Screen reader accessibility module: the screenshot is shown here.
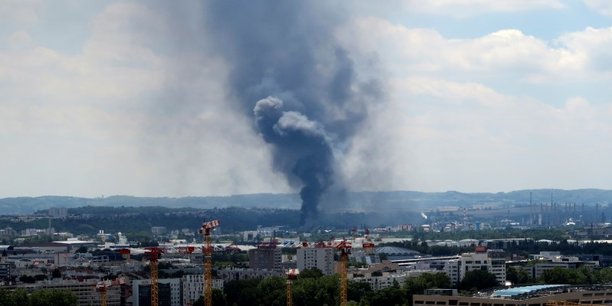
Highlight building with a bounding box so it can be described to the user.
[248,246,282,271]
[151,226,167,237]
[48,207,68,219]
[349,261,419,290]
[181,274,224,306]
[444,246,506,286]
[413,285,612,306]
[217,267,283,282]
[24,279,121,306]
[296,246,335,275]
[0,263,11,280]
[527,251,598,279]
[131,278,181,306]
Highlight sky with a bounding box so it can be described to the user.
[1,0,612,197]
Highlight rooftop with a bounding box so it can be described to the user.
[491,284,566,298]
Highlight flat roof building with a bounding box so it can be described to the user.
[413,285,612,306]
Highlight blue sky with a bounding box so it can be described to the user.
[1,0,612,197]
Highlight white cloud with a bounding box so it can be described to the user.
[338,18,612,82]
[343,77,612,192]
[403,0,565,17]
[584,0,612,16]
[0,2,290,197]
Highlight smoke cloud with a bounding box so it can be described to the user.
[204,1,381,223]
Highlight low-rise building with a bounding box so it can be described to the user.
[413,285,612,306]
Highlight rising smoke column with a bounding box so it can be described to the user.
[204,2,380,224]
[254,97,334,223]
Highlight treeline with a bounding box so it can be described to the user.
[188,269,451,306]
[384,238,612,257]
[2,206,421,237]
[508,266,612,286]
[0,288,76,306]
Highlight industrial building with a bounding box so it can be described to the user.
[413,285,612,306]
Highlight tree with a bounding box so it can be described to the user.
[404,272,451,304]
[293,275,338,306]
[348,281,372,304]
[30,289,77,306]
[541,267,594,285]
[224,279,260,306]
[299,268,323,279]
[0,288,29,306]
[459,270,499,291]
[367,285,405,306]
[193,289,227,306]
[74,246,87,253]
[256,276,285,306]
[506,266,530,285]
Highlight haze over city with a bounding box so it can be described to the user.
[2,0,612,200]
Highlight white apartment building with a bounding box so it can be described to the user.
[444,247,506,286]
[350,271,408,290]
[24,279,121,306]
[296,247,335,275]
[181,274,224,306]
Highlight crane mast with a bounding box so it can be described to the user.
[96,277,125,306]
[286,269,299,306]
[200,219,220,306]
[336,240,351,306]
[96,282,108,306]
[146,247,163,306]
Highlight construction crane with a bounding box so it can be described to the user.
[286,268,299,306]
[362,227,375,255]
[96,280,111,306]
[145,247,164,306]
[335,239,352,306]
[199,219,220,306]
[96,277,126,306]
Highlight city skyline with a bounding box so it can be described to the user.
[2,1,612,198]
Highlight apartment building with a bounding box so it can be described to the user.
[296,246,335,275]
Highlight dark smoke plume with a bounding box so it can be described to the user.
[204,1,381,224]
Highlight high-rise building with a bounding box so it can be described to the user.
[181,274,223,306]
[248,246,282,271]
[296,246,335,275]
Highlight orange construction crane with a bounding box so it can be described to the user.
[335,239,352,306]
[199,219,220,306]
[286,268,299,306]
[362,227,375,255]
[96,280,111,306]
[145,247,164,306]
[96,277,126,306]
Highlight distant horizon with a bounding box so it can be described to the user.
[4,187,612,199]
